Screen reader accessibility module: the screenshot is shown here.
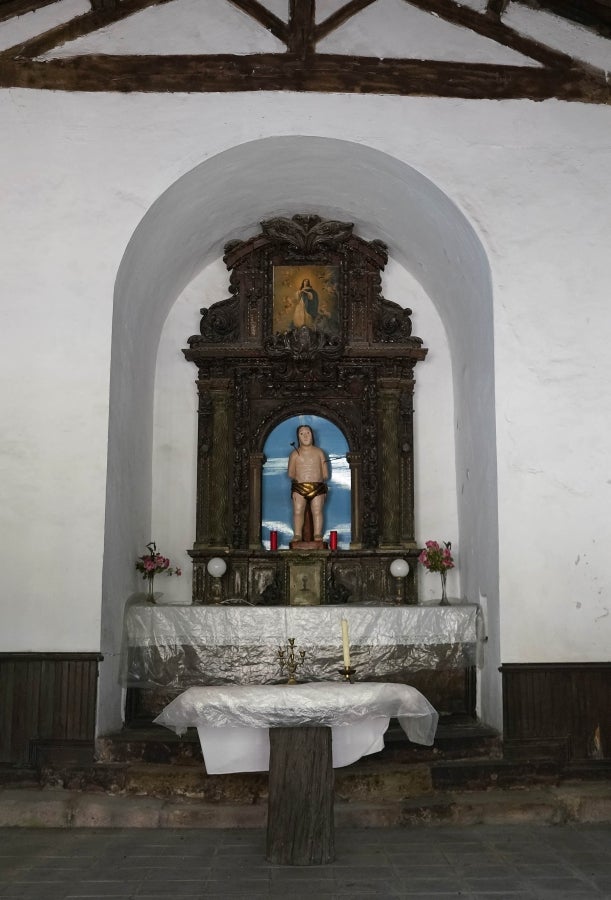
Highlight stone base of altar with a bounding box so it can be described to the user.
[17,715,611,830]
[8,711,611,832]
[4,769,611,830]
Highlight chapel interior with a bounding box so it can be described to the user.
[1,0,610,822]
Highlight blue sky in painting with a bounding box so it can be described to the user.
[262,415,350,549]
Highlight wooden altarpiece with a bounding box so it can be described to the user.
[183,215,428,606]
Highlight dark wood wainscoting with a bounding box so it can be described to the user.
[0,653,102,767]
[501,663,611,763]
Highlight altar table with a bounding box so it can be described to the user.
[122,601,481,689]
[154,681,439,773]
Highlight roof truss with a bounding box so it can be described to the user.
[0,0,608,101]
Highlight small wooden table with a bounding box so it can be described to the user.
[155,682,438,866]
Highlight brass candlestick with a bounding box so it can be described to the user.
[337,665,356,683]
[277,638,306,685]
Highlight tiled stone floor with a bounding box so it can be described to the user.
[1,825,611,899]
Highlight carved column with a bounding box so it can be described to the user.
[192,562,205,605]
[399,384,416,545]
[361,372,378,548]
[208,379,232,548]
[248,453,265,549]
[195,378,213,545]
[378,379,401,548]
[232,369,251,549]
[346,452,362,549]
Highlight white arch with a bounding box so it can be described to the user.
[101,136,499,733]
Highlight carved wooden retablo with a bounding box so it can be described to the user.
[183,214,428,606]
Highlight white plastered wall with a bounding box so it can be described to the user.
[0,90,609,740]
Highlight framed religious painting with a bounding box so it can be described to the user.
[287,557,324,606]
[272,265,340,336]
[248,560,284,606]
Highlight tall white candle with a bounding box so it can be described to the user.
[341,618,350,668]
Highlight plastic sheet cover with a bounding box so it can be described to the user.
[121,599,482,689]
[154,681,439,747]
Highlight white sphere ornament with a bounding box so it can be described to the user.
[390,558,410,578]
[207,557,227,578]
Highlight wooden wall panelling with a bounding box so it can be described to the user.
[501,662,611,763]
[0,653,102,767]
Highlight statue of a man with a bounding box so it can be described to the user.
[287,425,329,542]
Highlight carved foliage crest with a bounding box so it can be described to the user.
[260,214,354,253]
[374,298,420,344]
[197,296,240,343]
[264,325,343,360]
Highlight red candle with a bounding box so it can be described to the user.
[329,530,338,550]
[270,530,278,551]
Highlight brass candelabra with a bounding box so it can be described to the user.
[277,638,305,685]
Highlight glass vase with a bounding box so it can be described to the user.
[439,571,449,606]
[146,574,156,603]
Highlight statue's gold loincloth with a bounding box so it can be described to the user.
[291,481,328,501]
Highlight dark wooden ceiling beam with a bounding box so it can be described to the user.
[399,0,578,67]
[0,52,608,101]
[0,0,56,24]
[1,0,174,59]
[90,0,121,11]
[486,0,510,21]
[515,0,611,36]
[315,0,379,42]
[287,0,316,56]
[226,0,288,45]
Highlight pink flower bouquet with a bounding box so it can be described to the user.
[136,542,181,600]
[418,540,454,573]
[418,540,454,605]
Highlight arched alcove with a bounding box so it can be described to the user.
[101,135,499,735]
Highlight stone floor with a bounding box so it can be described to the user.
[1,824,611,898]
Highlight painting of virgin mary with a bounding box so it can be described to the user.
[273,265,339,335]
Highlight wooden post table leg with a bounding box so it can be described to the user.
[266,725,335,865]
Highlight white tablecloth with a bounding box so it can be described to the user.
[154,682,438,773]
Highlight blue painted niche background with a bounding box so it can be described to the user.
[261,415,350,549]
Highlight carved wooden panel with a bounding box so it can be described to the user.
[190,549,420,607]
